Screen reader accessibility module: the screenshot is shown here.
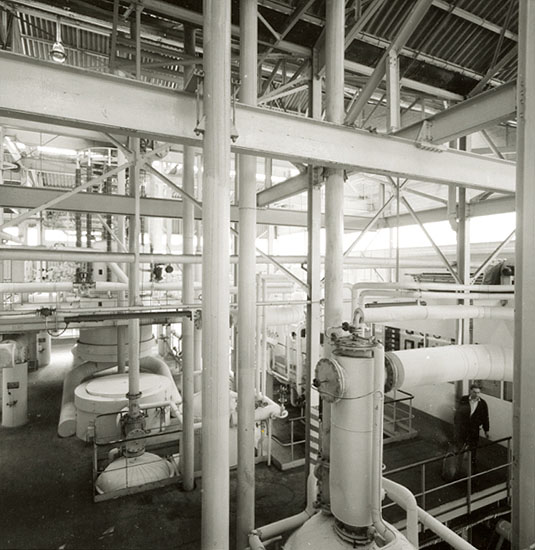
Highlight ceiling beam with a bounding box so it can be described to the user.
[394,81,516,144]
[256,172,308,206]
[0,52,515,193]
[379,195,516,228]
[0,184,368,230]
[432,0,518,42]
[345,0,434,125]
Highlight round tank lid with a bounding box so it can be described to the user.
[85,373,163,398]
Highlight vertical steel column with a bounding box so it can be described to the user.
[181,26,197,494]
[109,0,119,73]
[305,68,322,495]
[0,127,3,310]
[455,186,470,398]
[202,1,231,548]
[237,0,258,547]
[127,138,141,413]
[386,50,401,132]
[116,150,127,373]
[134,5,142,80]
[513,1,535,547]
[323,0,345,507]
[182,144,196,492]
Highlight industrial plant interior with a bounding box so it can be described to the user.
[1,0,534,549]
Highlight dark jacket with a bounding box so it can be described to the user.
[454,395,489,445]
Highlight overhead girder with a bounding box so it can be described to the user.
[394,81,516,144]
[0,53,515,194]
[0,184,369,230]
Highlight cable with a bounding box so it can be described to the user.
[44,316,69,337]
[312,386,381,401]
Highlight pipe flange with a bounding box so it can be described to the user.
[384,352,403,393]
[314,358,345,403]
[332,334,375,357]
[334,519,374,545]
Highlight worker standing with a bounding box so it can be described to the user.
[453,383,490,473]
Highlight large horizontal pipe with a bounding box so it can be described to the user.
[355,289,514,309]
[356,305,514,324]
[353,281,514,293]
[264,306,304,326]
[0,246,476,269]
[386,344,512,391]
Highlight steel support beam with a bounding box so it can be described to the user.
[432,0,518,42]
[344,0,433,124]
[256,172,308,206]
[394,81,516,144]
[381,195,516,228]
[513,1,535,547]
[401,196,462,283]
[0,52,515,193]
[386,50,401,132]
[201,2,231,548]
[0,184,368,230]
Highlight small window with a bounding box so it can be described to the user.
[404,339,415,349]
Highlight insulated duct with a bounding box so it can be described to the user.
[385,344,513,392]
[355,305,513,325]
[264,306,304,326]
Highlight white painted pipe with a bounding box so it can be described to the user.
[354,289,514,311]
[264,306,304,326]
[108,262,129,284]
[331,352,375,528]
[356,305,514,325]
[295,322,305,396]
[139,400,180,418]
[237,0,259,543]
[253,510,312,541]
[352,282,514,309]
[253,394,283,422]
[371,345,396,544]
[0,282,74,293]
[182,139,196,492]
[386,344,513,390]
[139,355,181,407]
[417,506,477,550]
[382,478,419,548]
[352,282,514,293]
[201,0,232,546]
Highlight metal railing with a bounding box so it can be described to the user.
[384,389,415,436]
[272,414,306,463]
[383,436,512,522]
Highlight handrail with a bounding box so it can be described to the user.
[385,389,415,404]
[385,436,511,475]
[383,436,512,525]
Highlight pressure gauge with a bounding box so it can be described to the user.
[314,357,346,403]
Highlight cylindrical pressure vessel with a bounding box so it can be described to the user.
[2,361,28,427]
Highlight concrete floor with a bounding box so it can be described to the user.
[0,340,305,550]
[0,339,509,549]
